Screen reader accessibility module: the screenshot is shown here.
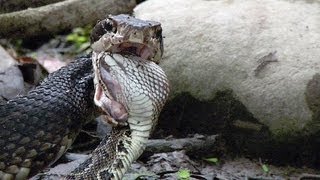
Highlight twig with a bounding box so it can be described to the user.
[298,173,320,180]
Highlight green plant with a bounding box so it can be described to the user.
[259,158,270,174]
[204,157,219,165]
[262,164,269,173]
[66,25,91,52]
[177,169,190,180]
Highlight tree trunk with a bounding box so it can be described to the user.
[0,0,136,38]
[0,0,64,13]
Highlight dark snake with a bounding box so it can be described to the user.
[0,15,169,180]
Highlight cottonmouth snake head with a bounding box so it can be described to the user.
[91,14,163,63]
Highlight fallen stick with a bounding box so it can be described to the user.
[144,134,218,156]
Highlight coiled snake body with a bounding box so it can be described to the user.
[0,15,169,180]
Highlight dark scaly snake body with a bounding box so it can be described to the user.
[0,56,95,179]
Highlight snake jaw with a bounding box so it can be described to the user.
[92,35,159,62]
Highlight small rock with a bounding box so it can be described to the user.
[0,45,25,99]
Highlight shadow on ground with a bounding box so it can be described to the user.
[154,91,320,168]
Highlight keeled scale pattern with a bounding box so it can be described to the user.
[0,56,95,179]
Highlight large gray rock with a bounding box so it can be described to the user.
[134,0,320,138]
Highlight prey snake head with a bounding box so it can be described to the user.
[91,14,164,126]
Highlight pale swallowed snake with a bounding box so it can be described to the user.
[0,14,169,180]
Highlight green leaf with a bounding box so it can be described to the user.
[177,169,190,180]
[204,157,219,164]
[66,34,77,41]
[77,36,88,43]
[65,25,92,53]
[262,164,269,173]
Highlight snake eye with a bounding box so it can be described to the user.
[90,19,117,43]
[103,20,114,32]
[103,19,117,33]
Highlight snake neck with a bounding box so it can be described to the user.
[67,93,156,180]
[104,95,156,180]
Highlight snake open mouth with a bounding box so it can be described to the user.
[116,42,153,60]
[92,37,160,62]
[91,14,163,63]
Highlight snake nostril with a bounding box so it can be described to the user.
[155,29,162,39]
